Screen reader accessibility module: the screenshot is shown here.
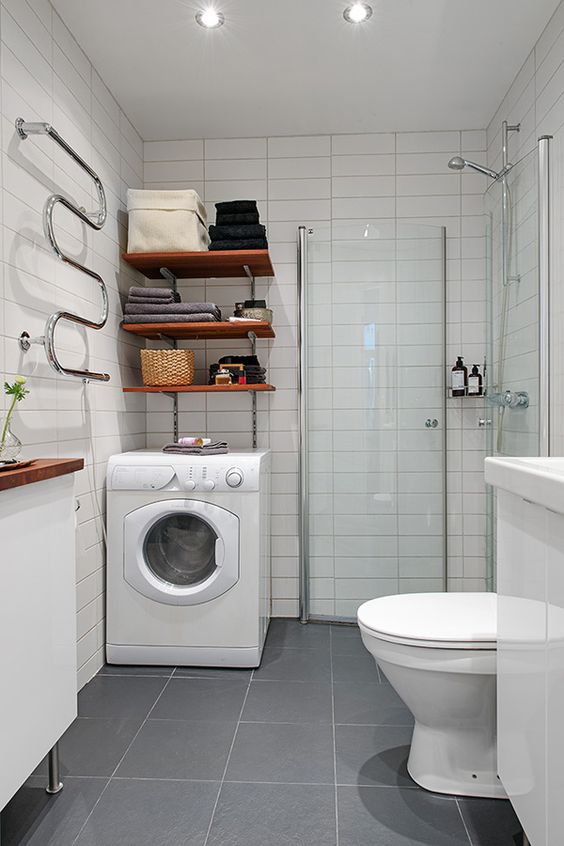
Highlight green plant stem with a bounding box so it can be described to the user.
[1,394,18,450]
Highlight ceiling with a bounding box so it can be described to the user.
[52,0,559,141]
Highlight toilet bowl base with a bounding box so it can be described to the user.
[407,721,507,799]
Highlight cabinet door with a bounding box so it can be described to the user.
[546,510,564,845]
[497,490,547,845]
[0,476,77,810]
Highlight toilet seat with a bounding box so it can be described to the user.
[358,592,496,650]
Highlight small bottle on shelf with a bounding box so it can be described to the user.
[467,364,483,397]
[451,355,467,397]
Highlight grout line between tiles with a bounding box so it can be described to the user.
[71,674,174,844]
[454,796,476,846]
[329,624,340,846]
[201,668,255,846]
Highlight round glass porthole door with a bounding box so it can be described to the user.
[124,499,240,606]
[144,513,217,587]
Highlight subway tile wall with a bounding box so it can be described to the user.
[486,0,564,457]
[144,130,490,614]
[0,0,146,688]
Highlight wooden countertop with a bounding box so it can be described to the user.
[0,458,84,492]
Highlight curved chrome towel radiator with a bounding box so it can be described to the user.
[16,117,110,382]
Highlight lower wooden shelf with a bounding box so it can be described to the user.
[123,384,276,394]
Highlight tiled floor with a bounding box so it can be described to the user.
[2,621,524,845]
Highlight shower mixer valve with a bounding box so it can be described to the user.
[487,390,529,409]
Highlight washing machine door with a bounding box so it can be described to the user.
[124,499,239,605]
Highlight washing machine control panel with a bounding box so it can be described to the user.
[109,457,261,492]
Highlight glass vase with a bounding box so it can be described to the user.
[0,419,22,462]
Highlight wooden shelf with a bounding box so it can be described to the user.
[123,384,276,394]
[121,320,274,341]
[0,458,84,493]
[122,249,274,280]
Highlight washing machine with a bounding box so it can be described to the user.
[106,449,271,667]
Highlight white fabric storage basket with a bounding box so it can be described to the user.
[127,189,210,253]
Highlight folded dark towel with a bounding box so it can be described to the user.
[209,239,268,251]
[162,442,229,455]
[216,212,260,225]
[124,302,221,317]
[129,286,178,299]
[215,200,258,215]
[209,224,266,241]
[123,313,219,324]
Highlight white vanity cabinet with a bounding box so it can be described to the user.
[0,459,82,813]
[485,457,564,846]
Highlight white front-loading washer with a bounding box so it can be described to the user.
[106,449,270,667]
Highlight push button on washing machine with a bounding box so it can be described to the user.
[201,479,215,491]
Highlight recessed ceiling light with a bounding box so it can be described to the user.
[195,8,225,28]
[343,2,373,23]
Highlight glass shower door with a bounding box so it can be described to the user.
[484,147,540,589]
[303,221,446,621]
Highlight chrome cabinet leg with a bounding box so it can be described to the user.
[46,743,63,794]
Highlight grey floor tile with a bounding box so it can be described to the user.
[116,719,236,780]
[334,681,414,726]
[98,664,175,677]
[335,724,415,787]
[207,782,337,846]
[150,678,248,722]
[457,797,523,845]
[78,676,167,720]
[1,776,107,846]
[74,778,218,846]
[266,619,331,650]
[34,718,142,777]
[338,785,469,846]
[241,680,333,724]
[330,624,365,655]
[173,666,253,680]
[253,646,331,682]
[225,721,334,784]
[332,648,380,684]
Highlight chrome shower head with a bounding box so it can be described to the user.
[448,156,500,180]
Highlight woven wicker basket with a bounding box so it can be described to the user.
[140,348,195,387]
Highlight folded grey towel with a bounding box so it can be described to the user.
[123,313,219,324]
[124,302,221,317]
[162,441,229,455]
[128,294,181,304]
[129,286,178,298]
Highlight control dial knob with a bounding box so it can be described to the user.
[202,479,215,491]
[226,468,244,488]
[184,479,196,491]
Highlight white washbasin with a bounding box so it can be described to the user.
[485,456,564,515]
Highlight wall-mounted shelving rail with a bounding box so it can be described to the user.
[15,118,110,382]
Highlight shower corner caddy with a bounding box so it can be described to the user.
[120,250,277,446]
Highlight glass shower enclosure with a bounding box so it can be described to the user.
[484,136,551,589]
[298,221,447,622]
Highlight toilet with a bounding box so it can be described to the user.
[358,592,505,799]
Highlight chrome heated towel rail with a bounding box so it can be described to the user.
[16,118,110,382]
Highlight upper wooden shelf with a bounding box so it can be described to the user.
[122,249,274,280]
[121,320,274,341]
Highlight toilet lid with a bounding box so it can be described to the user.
[357,593,497,649]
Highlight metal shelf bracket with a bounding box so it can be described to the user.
[159,267,178,294]
[243,264,256,299]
